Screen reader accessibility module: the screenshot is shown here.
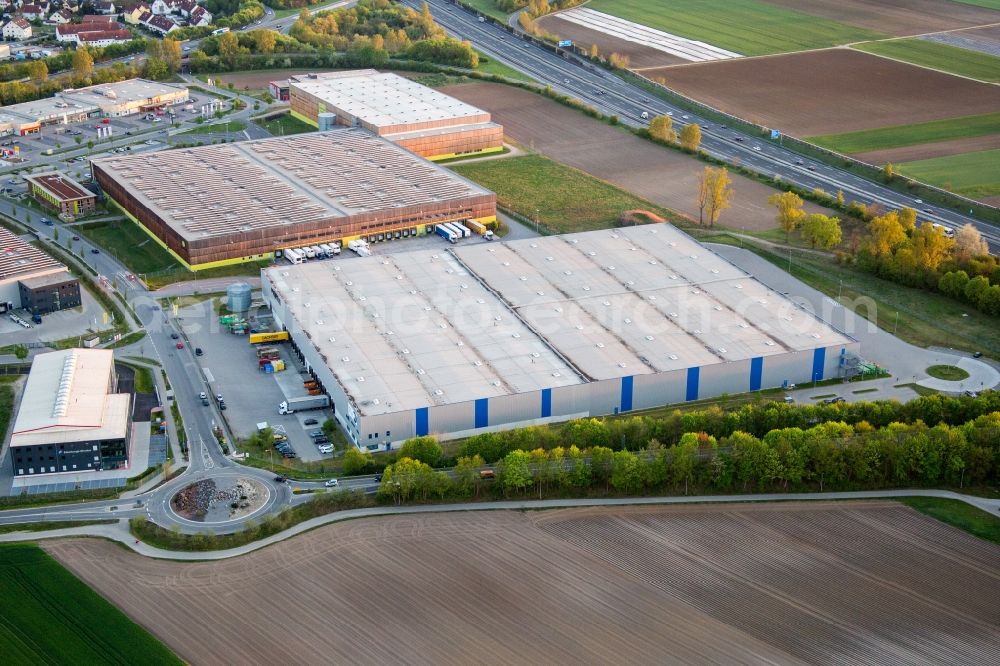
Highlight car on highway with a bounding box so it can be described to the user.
[72,235,80,240]
[973,351,983,358]
[822,397,845,404]
[753,145,761,151]
[374,474,382,483]
[303,418,318,426]
[274,475,287,483]
[175,342,184,349]
[91,248,100,254]
[324,479,339,488]
[41,218,53,225]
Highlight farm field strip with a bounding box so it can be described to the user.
[763,0,1000,36]
[807,111,1000,154]
[854,38,1000,83]
[553,7,742,62]
[584,0,886,56]
[921,30,1000,57]
[898,148,1000,199]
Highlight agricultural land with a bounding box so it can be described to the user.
[442,82,834,230]
[43,502,1000,665]
[0,544,180,665]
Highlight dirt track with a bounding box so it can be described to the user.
[646,48,1000,136]
[442,82,837,230]
[45,501,1000,665]
[854,134,1000,165]
[765,0,1000,36]
[535,14,686,69]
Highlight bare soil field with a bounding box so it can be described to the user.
[536,14,687,68]
[765,0,1000,36]
[646,49,1000,136]
[443,83,836,230]
[854,133,1000,165]
[45,501,1000,665]
[213,69,342,92]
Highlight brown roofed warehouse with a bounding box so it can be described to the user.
[91,129,497,270]
[288,70,504,160]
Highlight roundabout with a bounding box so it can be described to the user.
[159,471,281,531]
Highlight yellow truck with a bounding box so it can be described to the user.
[249,331,289,345]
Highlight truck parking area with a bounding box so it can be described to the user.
[176,298,335,462]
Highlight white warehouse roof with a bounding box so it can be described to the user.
[10,348,130,447]
[265,224,854,416]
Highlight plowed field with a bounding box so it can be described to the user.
[441,82,836,230]
[648,49,1000,136]
[765,0,1000,36]
[536,14,686,69]
[44,501,1000,665]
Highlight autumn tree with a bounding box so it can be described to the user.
[251,28,277,54]
[398,435,443,467]
[898,206,917,232]
[799,213,842,250]
[953,223,988,264]
[500,449,533,496]
[454,454,486,496]
[589,43,599,59]
[863,212,906,259]
[27,60,47,84]
[768,191,806,242]
[679,123,701,152]
[218,31,241,67]
[882,162,895,181]
[608,52,630,69]
[911,221,954,272]
[701,166,734,228]
[648,114,676,143]
[162,38,183,73]
[72,47,94,79]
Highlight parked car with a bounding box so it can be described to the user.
[318,445,333,454]
[199,392,207,400]
[195,347,203,356]
[324,479,339,488]
[303,418,318,426]
[170,332,179,339]
[309,429,324,439]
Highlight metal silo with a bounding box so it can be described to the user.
[226,282,252,313]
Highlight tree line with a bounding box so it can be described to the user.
[377,411,1000,502]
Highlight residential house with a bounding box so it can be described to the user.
[19,4,47,20]
[149,0,176,15]
[46,7,71,23]
[123,2,148,24]
[144,13,175,34]
[188,3,208,26]
[176,0,194,15]
[77,28,132,46]
[3,17,32,39]
[93,0,115,14]
[81,13,117,23]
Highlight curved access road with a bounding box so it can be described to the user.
[1,488,995,561]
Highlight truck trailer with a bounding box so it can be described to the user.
[452,222,472,238]
[278,394,331,414]
[348,239,371,256]
[465,219,495,240]
[435,224,458,244]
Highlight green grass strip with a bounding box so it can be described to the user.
[854,38,1000,83]
[807,111,1000,154]
[898,497,1000,545]
[897,148,1000,199]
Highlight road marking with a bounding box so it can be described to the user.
[203,368,215,383]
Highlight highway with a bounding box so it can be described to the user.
[402,0,999,249]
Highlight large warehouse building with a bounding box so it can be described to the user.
[263,224,859,451]
[0,227,80,314]
[9,348,131,477]
[92,128,496,270]
[288,70,504,160]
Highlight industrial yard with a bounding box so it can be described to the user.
[42,501,1000,665]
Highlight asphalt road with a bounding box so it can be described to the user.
[404,0,999,249]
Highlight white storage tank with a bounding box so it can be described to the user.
[318,112,336,131]
[227,282,252,313]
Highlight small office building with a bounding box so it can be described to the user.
[25,171,97,218]
[0,227,80,314]
[9,349,131,477]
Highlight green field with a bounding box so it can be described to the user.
[450,154,676,233]
[808,112,1000,154]
[0,543,180,664]
[898,497,1000,545]
[897,148,1000,199]
[182,120,247,135]
[952,0,1000,10]
[854,39,1000,83]
[474,50,533,82]
[585,0,884,56]
[459,0,510,22]
[259,112,316,136]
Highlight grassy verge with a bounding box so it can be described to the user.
[897,497,1000,545]
[854,39,1000,83]
[585,0,884,56]
[0,520,116,535]
[130,490,373,551]
[0,383,14,446]
[926,365,970,381]
[807,111,1000,154]
[897,148,1000,199]
[451,154,680,233]
[0,544,181,664]
[182,120,247,135]
[257,112,316,136]
[702,234,1000,356]
[106,330,147,350]
[458,0,510,22]
[474,51,532,82]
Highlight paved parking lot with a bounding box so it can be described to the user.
[15,477,126,495]
[0,289,110,345]
[176,298,333,462]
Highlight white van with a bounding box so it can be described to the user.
[640,111,649,120]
